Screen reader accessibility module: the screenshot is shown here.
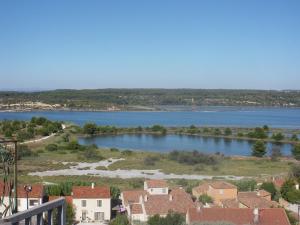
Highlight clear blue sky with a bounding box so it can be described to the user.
[0,0,299,90]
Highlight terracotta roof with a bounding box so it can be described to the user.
[72,186,110,199]
[130,204,143,214]
[122,190,147,206]
[221,198,239,208]
[0,182,44,198]
[192,183,209,194]
[144,188,195,216]
[145,180,168,188]
[238,192,278,208]
[273,178,285,189]
[208,181,237,189]
[258,189,271,197]
[49,196,73,204]
[187,207,291,225]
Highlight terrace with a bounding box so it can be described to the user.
[0,197,66,225]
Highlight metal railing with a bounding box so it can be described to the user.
[0,197,66,225]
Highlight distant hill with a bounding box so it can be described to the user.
[0,89,300,111]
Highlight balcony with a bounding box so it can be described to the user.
[0,197,66,225]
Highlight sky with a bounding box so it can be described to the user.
[0,0,299,90]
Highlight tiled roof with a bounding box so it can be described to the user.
[144,188,195,216]
[192,183,209,194]
[72,186,110,199]
[122,190,147,206]
[145,180,168,188]
[208,181,237,189]
[238,192,278,208]
[0,182,44,198]
[187,208,291,225]
[258,189,271,197]
[221,198,239,208]
[49,195,73,204]
[130,204,143,214]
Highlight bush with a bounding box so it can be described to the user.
[18,145,37,159]
[45,144,58,151]
[148,212,185,225]
[281,179,300,203]
[83,123,98,135]
[272,132,285,142]
[224,128,232,136]
[109,214,129,225]
[231,180,257,191]
[199,194,213,204]
[122,150,133,156]
[252,140,266,157]
[260,182,278,200]
[292,144,300,160]
[168,150,221,166]
[144,156,160,166]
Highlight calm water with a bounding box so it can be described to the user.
[1,107,300,128]
[78,134,293,156]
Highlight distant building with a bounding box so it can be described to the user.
[192,181,237,205]
[186,207,291,225]
[71,183,111,223]
[121,179,195,222]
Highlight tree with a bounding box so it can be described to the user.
[252,140,266,157]
[224,128,232,136]
[272,132,285,142]
[280,179,300,203]
[109,214,129,225]
[260,182,278,200]
[148,212,185,225]
[83,123,98,135]
[110,186,121,200]
[291,134,299,142]
[198,194,213,204]
[292,144,300,160]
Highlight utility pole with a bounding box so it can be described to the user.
[13,141,18,214]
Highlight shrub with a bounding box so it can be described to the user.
[83,123,97,135]
[199,194,213,204]
[252,140,266,157]
[144,156,160,166]
[45,144,58,151]
[231,180,257,191]
[292,144,300,160]
[260,182,278,200]
[272,132,285,142]
[224,128,232,136]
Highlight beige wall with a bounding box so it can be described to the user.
[73,198,111,222]
[207,186,237,205]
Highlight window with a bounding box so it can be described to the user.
[219,189,224,195]
[82,211,87,221]
[17,199,21,207]
[29,200,38,206]
[94,212,104,221]
[81,200,87,207]
[97,200,102,207]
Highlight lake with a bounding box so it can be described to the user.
[1,107,300,128]
[78,134,293,156]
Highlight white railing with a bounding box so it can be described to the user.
[0,197,66,225]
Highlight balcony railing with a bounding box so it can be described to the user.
[0,197,66,225]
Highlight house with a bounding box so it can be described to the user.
[0,182,44,216]
[237,191,278,209]
[192,181,237,205]
[121,179,195,222]
[71,183,111,223]
[186,207,291,225]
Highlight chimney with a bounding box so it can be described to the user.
[253,208,259,224]
[196,206,201,213]
[296,184,299,190]
[91,183,95,189]
[169,194,173,201]
[257,191,260,196]
[144,195,148,202]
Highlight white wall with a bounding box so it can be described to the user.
[73,198,111,222]
[0,197,42,216]
[146,187,168,195]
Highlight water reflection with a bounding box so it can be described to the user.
[78,134,293,156]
